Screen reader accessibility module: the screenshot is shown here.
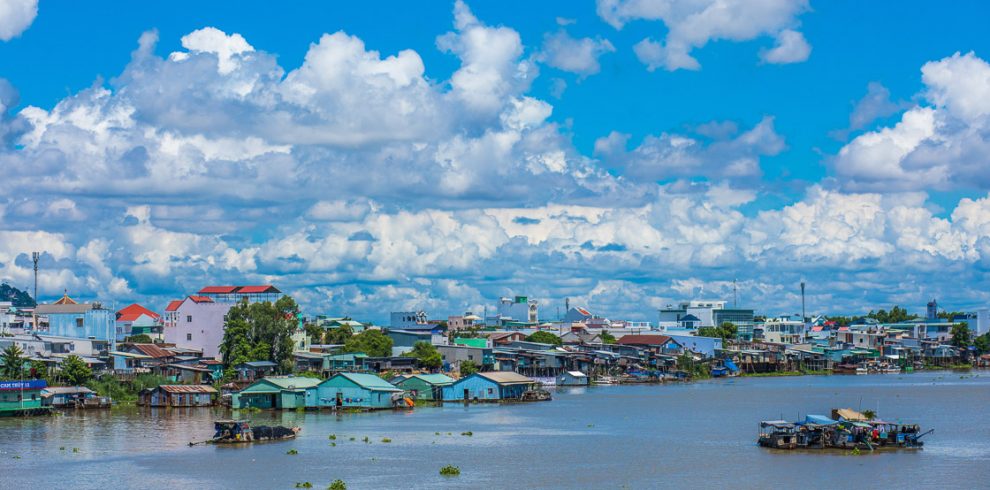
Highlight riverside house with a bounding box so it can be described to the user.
[442,371,538,402]
[391,373,455,401]
[139,385,218,407]
[232,376,321,410]
[317,373,404,409]
[0,380,47,415]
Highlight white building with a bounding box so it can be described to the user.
[761,318,807,344]
[497,296,538,323]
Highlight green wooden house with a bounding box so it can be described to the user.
[0,380,48,416]
[232,376,321,410]
[317,373,403,409]
[392,374,455,401]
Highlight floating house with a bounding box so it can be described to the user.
[233,360,278,381]
[232,376,321,410]
[556,371,590,386]
[442,371,538,402]
[317,373,405,409]
[0,380,48,415]
[40,386,109,408]
[392,374,455,401]
[139,385,218,407]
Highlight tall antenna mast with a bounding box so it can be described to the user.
[800,281,806,323]
[32,251,40,305]
[733,278,737,308]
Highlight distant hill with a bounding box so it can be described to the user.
[0,283,36,307]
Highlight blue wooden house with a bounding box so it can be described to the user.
[317,373,404,409]
[442,371,537,402]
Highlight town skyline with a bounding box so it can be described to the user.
[2,1,990,322]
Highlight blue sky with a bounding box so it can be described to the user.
[1,0,990,322]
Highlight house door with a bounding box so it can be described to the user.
[463,388,469,400]
[335,392,343,407]
[435,386,443,401]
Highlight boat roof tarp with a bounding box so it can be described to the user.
[804,414,839,425]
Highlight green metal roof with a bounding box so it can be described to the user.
[410,374,455,385]
[335,372,401,391]
[453,337,488,348]
[248,376,321,392]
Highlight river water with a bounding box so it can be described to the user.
[2,372,988,489]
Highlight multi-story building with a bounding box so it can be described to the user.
[658,300,754,329]
[761,318,807,344]
[496,296,538,323]
[390,311,429,329]
[34,294,116,351]
[115,303,162,341]
[447,312,481,332]
[162,285,283,361]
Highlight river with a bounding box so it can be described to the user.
[2,372,989,489]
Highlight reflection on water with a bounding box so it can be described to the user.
[2,372,989,489]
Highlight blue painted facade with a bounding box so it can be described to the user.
[442,373,533,401]
[316,373,403,409]
[47,308,116,347]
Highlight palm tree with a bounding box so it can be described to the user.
[1,344,27,379]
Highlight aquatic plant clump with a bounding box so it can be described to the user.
[381,438,392,443]
[328,480,347,490]
[440,465,461,476]
[287,449,299,455]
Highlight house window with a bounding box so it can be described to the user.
[186,315,193,323]
[76,318,84,327]
[487,388,493,394]
[186,333,192,341]
[468,355,474,360]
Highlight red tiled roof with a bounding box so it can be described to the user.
[198,286,238,294]
[131,343,174,359]
[117,303,161,322]
[617,334,674,346]
[188,295,214,303]
[165,300,183,312]
[237,285,280,294]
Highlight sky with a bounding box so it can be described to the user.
[1,0,990,323]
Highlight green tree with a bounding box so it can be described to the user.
[343,329,393,357]
[30,359,48,380]
[406,341,442,370]
[949,322,972,349]
[61,355,93,386]
[219,296,301,373]
[1,344,27,379]
[304,323,325,344]
[525,331,562,346]
[974,332,990,355]
[600,330,616,344]
[459,360,479,376]
[325,324,354,345]
[0,282,36,307]
[124,334,153,344]
[697,322,737,342]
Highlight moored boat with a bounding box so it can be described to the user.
[194,420,301,445]
[758,409,931,451]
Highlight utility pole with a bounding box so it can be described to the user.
[733,278,738,308]
[32,251,40,305]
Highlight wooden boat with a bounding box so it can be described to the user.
[193,420,301,445]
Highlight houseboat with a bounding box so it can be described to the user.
[758,410,931,451]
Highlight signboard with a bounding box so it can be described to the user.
[0,380,47,391]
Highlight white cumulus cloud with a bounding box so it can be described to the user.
[0,0,37,41]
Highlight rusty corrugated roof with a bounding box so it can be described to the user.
[158,385,217,394]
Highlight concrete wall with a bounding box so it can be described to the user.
[164,301,232,360]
